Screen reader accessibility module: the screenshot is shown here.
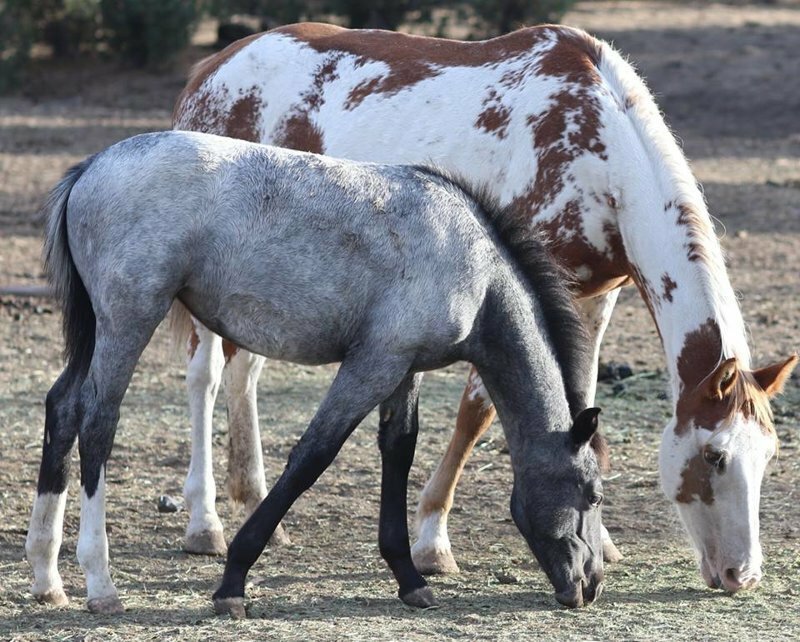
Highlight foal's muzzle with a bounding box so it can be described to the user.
[555,575,604,608]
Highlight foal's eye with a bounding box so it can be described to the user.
[703,447,726,470]
[589,493,603,508]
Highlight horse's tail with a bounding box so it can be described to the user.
[42,155,97,375]
[168,300,195,358]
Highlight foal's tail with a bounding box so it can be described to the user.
[42,155,98,375]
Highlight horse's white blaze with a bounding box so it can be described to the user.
[26,490,68,599]
[184,321,226,539]
[77,469,117,601]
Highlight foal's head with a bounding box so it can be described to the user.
[510,408,608,608]
[659,354,797,593]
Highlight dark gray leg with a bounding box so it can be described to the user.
[377,373,436,608]
[213,352,412,618]
[26,367,84,606]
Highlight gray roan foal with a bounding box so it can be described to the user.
[29,131,607,616]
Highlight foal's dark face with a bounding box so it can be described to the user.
[510,408,606,608]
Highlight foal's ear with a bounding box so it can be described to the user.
[707,357,738,400]
[571,407,601,446]
[752,354,799,397]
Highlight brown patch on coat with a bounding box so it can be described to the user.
[188,327,200,358]
[534,200,631,298]
[674,319,776,438]
[676,453,714,504]
[661,273,678,303]
[278,23,596,110]
[273,112,325,153]
[475,103,512,138]
[222,340,239,364]
[174,32,266,124]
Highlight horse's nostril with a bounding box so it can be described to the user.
[723,568,743,593]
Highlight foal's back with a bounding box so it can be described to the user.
[69,131,497,366]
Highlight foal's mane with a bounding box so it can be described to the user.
[413,165,593,420]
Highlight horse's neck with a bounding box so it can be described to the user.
[616,177,751,399]
[470,285,573,458]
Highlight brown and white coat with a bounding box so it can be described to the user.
[170,23,797,592]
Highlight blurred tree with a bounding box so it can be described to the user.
[100,0,199,68]
[0,0,35,92]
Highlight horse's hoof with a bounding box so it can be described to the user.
[400,586,438,609]
[214,596,246,619]
[184,529,227,556]
[34,587,69,607]
[602,538,623,563]
[411,544,460,575]
[268,523,291,546]
[87,595,125,614]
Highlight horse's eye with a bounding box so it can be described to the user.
[589,493,603,508]
[703,447,726,470]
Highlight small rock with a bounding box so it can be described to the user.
[597,361,634,382]
[734,229,749,239]
[157,494,184,513]
[493,570,519,584]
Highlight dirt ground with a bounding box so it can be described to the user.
[1,1,799,640]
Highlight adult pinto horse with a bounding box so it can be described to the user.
[172,24,798,592]
[27,131,607,614]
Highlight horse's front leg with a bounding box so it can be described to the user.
[223,347,290,545]
[577,289,623,563]
[183,320,227,555]
[213,351,412,619]
[377,373,436,607]
[412,368,495,575]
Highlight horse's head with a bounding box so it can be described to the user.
[660,354,797,592]
[510,407,607,607]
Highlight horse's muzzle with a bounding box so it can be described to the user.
[555,576,604,608]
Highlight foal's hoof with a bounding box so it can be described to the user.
[400,586,438,609]
[602,538,623,563]
[268,523,291,546]
[214,596,246,619]
[411,544,460,576]
[184,529,227,556]
[87,595,125,614]
[34,587,69,607]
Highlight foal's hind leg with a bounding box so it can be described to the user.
[75,312,170,613]
[412,368,495,575]
[213,351,412,618]
[377,373,436,607]
[223,348,290,545]
[578,290,623,563]
[26,367,83,606]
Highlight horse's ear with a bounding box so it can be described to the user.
[752,355,799,397]
[571,407,601,446]
[707,357,738,400]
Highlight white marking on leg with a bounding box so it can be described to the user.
[223,349,267,518]
[26,491,68,603]
[77,469,118,603]
[184,321,226,546]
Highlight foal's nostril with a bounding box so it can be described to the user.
[723,568,743,593]
[583,577,603,605]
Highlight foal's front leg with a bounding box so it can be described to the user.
[377,373,436,607]
[213,352,412,618]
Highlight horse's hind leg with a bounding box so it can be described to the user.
[183,320,227,555]
[26,367,83,606]
[377,373,436,608]
[412,368,495,575]
[223,348,290,545]
[213,351,412,618]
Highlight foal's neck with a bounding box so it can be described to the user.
[468,285,573,458]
